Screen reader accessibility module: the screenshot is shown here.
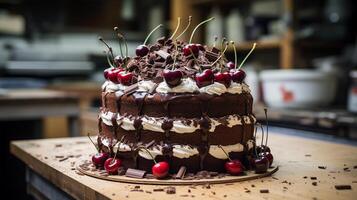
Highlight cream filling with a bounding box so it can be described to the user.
[100,111,255,134]
[137,80,157,92]
[199,82,227,95]
[102,81,127,92]
[101,137,254,160]
[102,79,251,95]
[172,145,199,159]
[156,78,199,94]
[208,143,244,159]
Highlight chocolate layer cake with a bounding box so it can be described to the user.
[96,31,256,174]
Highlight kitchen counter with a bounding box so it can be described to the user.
[11,131,357,199]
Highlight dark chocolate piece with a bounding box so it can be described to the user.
[123,83,139,95]
[318,166,326,169]
[125,168,146,178]
[155,50,171,61]
[335,185,352,190]
[166,187,176,194]
[175,166,187,179]
[260,189,269,193]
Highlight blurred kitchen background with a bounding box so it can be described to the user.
[0,0,357,198]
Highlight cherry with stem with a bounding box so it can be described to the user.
[238,43,256,70]
[136,24,163,57]
[139,146,169,179]
[218,145,244,175]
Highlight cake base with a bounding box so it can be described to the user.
[77,162,278,185]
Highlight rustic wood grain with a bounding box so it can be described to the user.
[11,132,357,199]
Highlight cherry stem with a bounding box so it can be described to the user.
[104,50,115,68]
[189,17,214,44]
[213,35,218,47]
[172,41,179,70]
[238,43,256,70]
[264,108,269,153]
[218,145,232,161]
[254,124,259,157]
[139,146,157,164]
[111,136,125,164]
[87,133,99,153]
[259,123,265,148]
[114,27,128,58]
[170,17,181,39]
[211,42,228,66]
[220,38,226,51]
[143,24,163,45]
[176,16,192,40]
[98,37,114,61]
[230,41,238,69]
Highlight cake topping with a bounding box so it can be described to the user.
[100,16,257,93]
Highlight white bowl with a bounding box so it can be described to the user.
[260,69,337,108]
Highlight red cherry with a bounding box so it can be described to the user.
[256,145,271,154]
[225,160,244,175]
[104,68,111,80]
[183,44,199,57]
[226,62,235,69]
[254,156,269,174]
[92,152,109,168]
[195,69,215,88]
[107,68,123,83]
[259,152,274,167]
[230,69,246,83]
[163,69,183,88]
[104,158,122,175]
[152,161,169,179]
[214,72,231,88]
[114,55,123,66]
[196,43,205,51]
[136,45,149,57]
[117,72,133,86]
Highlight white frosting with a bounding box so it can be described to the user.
[113,143,132,152]
[138,146,163,160]
[137,80,156,92]
[172,145,199,159]
[156,78,199,94]
[100,137,252,160]
[102,81,128,92]
[171,120,199,133]
[102,78,251,95]
[100,111,256,134]
[209,143,244,159]
[199,82,227,95]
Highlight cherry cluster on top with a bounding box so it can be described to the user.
[100,16,256,90]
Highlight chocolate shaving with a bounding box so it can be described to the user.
[318,166,327,169]
[335,185,352,190]
[149,83,158,94]
[125,168,146,178]
[145,140,156,149]
[155,50,171,61]
[205,51,219,62]
[175,166,187,179]
[123,83,138,95]
[260,189,269,193]
[166,187,176,194]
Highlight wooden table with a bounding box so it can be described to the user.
[0,89,80,136]
[11,132,357,200]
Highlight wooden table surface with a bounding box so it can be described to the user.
[11,132,357,200]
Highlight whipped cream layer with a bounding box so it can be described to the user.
[102,79,251,95]
[102,137,255,160]
[100,111,256,134]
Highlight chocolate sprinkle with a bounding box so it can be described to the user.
[260,189,269,193]
[175,166,187,179]
[125,168,146,179]
[335,185,352,190]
